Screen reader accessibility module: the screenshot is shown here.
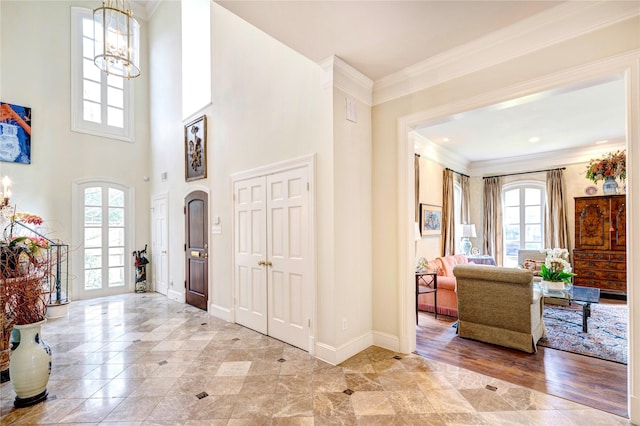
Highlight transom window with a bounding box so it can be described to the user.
[71,7,134,142]
[503,183,546,267]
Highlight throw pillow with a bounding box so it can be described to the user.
[523,259,544,276]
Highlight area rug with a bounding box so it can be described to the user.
[539,303,627,364]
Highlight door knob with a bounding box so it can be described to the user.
[265,261,273,267]
[201,253,208,259]
[258,260,266,266]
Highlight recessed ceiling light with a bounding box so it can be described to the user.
[443,137,450,142]
[595,140,609,145]
[528,137,540,143]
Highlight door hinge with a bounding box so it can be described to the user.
[183,206,186,214]
[184,280,187,288]
[308,318,311,328]
[306,182,310,191]
[184,243,187,251]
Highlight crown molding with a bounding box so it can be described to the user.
[320,55,373,106]
[373,1,640,105]
[468,140,627,177]
[412,132,469,174]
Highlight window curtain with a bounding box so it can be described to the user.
[441,169,455,256]
[415,155,420,223]
[483,176,503,265]
[460,174,471,224]
[545,169,570,251]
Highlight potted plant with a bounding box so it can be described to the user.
[539,248,575,292]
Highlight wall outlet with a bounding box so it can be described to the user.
[341,318,347,331]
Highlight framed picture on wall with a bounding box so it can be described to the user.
[184,115,207,181]
[420,204,442,236]
[0,102,31,164]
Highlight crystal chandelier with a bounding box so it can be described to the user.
[93,0,140,79]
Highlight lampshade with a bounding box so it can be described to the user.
[93,0,140,79]
[461,224,477,238]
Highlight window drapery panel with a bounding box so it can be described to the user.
[441,169,456,256]
[545,169,570,252]
[483,176,503,265]
[460,174,471,225]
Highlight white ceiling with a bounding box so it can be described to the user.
[147,1,627,163]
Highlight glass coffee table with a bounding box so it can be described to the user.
[540,284,600,332]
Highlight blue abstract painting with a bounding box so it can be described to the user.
[0,102,31,164]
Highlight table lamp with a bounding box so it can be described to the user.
[461,224,476,256]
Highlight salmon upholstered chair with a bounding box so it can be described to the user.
[417,254,469,318]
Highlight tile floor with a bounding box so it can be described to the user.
[0,293,630,425]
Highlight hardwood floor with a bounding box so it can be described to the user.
[415,302,628,418]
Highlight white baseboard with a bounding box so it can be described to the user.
[630,395,638,424]
[210,303,232,322]
[372,330,401,353]
[315,332,373,365]
[167,289,185,303]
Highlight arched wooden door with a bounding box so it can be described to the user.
[185,190,208,310]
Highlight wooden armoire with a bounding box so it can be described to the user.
[573,194,626,296]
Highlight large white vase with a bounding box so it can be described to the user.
[9,320,51,407]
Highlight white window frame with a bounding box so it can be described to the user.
[70,7,134,142]
[502,181,546,267]
[72,178,135,299]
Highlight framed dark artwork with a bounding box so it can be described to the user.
[0,102,31,164]
[184,115,207,181]
[420,204,442,236]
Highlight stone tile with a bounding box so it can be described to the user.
[277,374,313,394]
[216,361,252,377]
[313,392,354,417]
[240,375,279,394]
[230,392,275,420]
[424,389,476,413]
[204,376,245,395]
[344,373,384,392]
[129,376,178,397]
[272,392,314,417]
[90,378,144,398]
[312,371,348,393]
[103,396,163,422]
[190,394,237,420]
[144,394,196,422]
[387,390,435,414]
[58,397,125,423]
[350,391,395,416]
[458,388,516,412]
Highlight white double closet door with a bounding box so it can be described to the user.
[234,165,311,351]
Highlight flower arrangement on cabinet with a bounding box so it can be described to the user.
[539,248,575,284]
[585,150,626,183]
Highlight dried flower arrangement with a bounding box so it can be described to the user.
[585,150,626,183]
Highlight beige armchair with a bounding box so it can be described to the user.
[453,264,546,353]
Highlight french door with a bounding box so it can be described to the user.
[234,164,312,351]
[75,180,132,299]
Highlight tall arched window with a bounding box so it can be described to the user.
[73,180,134,299]
[502,182,546,267]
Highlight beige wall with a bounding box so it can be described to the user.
[0,1,151,299]
[416,157,444,261]
[372,16,640,338]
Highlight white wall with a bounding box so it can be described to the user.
[0,1,151,299]
[415,156,444,261]
[331,85,372,352]
[150,2,382,361]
